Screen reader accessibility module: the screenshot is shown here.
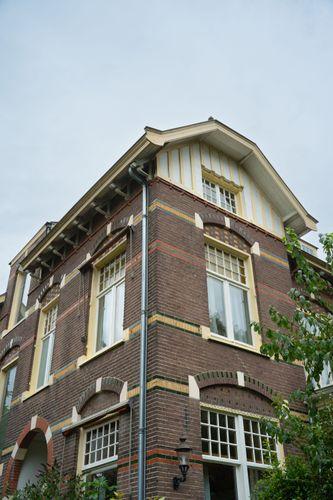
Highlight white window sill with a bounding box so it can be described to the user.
[78,339,125,368]
[209,332,262,355]
[82,455,118,473]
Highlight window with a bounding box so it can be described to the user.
[1,364,17,415]
[205,244,251,344]
[301,317,333,389]
[319,361,333,388]
[8,272,31,329]
[0,363,17,453]
[16,273,31,323]
[202,179,237,214]
[95,253,125,352]
[201,409,277,499]
[82,419,119,498]
[83,420,119,469]
[37,304,58,388]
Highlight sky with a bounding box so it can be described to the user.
[0,0,332,289]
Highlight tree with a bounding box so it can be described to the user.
[253,229,333,500]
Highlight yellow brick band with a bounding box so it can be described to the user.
[128,378,189,398]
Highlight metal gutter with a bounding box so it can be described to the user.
[128,163,149,500]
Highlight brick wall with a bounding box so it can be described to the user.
[0,177,307,498]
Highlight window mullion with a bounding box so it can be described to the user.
[224,282,234,340]
[236,416,251,500]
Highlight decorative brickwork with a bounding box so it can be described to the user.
[2,415,54,495]
[76,376,125,414]
[0,176,309,499]
[39,283,60,306]
[0,337,22,363]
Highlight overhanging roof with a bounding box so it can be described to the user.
[20,118,317,271]
[145,118,317,235]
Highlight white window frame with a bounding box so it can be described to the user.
[95,253,125,353]
[201,407,279,500]
[206,244,252,345]
[202,178,237,214]
[37,303,58,389]
[82,419,119,472]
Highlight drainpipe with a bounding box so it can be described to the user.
[128,162,149,500]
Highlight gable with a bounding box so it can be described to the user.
[156,141,284,237]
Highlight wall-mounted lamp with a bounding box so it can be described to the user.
[173,437,192,490]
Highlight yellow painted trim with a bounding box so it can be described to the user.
[51,417,72,433]
[78,338,125,367]
[200,402,279,422]
[1,445,14,457]
[203,236,261,351]
[53,361,77,381]
[86,243,126,360]
[7,272,25,331]
[127,378,189,398]
[202,167,243,193]
[149,200,195,224]
[204,234,250,260]
[29,296,59,393]
[76,427,85,475]
[63,268,80,286]
[261,250,289,268]
[0,357,19,413]
[92,239,126,270]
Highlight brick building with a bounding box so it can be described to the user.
[0,118,329,499]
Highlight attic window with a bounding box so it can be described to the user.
[202,179,237,214]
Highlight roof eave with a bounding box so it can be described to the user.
[20,133,155,270]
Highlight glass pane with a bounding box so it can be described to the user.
[114,282,125,343]
[230,285,251,344]
[1,365,17,414]
[248,468,265,500]
[96,290,113,351]
[16,274,31,322]
[201,410,208,423]
[37,336,51,388]
[204,463,237,500]
[202,440,209,454]
[207,276,227,337]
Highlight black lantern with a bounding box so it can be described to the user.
[173,437,193,490]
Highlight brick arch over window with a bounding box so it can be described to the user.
[76,376,125,414]
[0,336,22,363]
[2,416,54,495]
[194,371,278,402]
[37,282,60,305]
[204,222,254,250]
[90,215,132,257]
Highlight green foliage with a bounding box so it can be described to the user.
[252,229,333,500]
[8,463,122,500]
[7,463,166,499]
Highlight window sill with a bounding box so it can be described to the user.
[209,332,262,355]
[78,339,125,368]
[1,317,26,339]
[22,378,53,401]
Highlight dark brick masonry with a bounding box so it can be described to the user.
[0,177,307,499]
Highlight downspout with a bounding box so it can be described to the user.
[128,163,149,500]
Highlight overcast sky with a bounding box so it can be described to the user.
[0,0,332,289]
